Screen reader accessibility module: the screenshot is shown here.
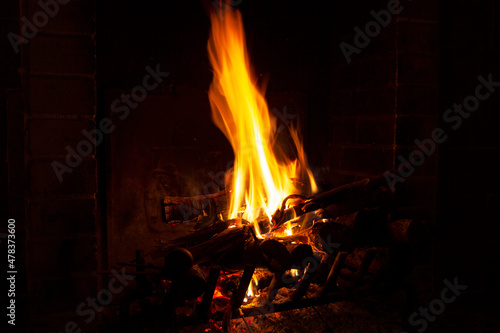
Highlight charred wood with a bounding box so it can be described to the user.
[162,189,228,223]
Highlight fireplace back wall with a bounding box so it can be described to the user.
[98,0,443,288]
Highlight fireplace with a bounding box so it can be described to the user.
[3,0,500,332]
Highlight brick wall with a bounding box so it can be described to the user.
[395,2,439,220]
[320,0,440,293]
[5,0,98,331]
[436,0,500,291]
[324,1,398,188]
[326,0,500,294]
[325,0,439,221]
[2,1,25,329]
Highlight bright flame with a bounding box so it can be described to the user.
[208,9,317,232]
[246,283,254,298]
[284,222,293,236]
[246,274,259,299]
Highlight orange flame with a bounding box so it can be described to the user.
[245,274,260,300]
[208,9,317,234]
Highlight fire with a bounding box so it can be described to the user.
[208,9,317,234]
[208,10,316,232]
[245,274,260,302]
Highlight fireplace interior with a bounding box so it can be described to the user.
[3,0,500,332]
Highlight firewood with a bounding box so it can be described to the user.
[286,243,313,267]
[351,247,378,285]
[266,270,286,301]
[387,219,427,246]
[272,176,389,229]
[341,246,394,286]
[162,189,228,223]
[291,258,321,301]
[319,251,348,296]
[222,265,256,330]
[222,237,293,273]
[164,220,232,248]
[188,225,254,266]
[196,267,221,320]
[259,239,293,272]
[176,223,293,274]
[306,208,424,254]
[308,221,356,253]
[231,265,256,310]
[272,233,310,245]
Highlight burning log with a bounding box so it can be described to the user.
[259,239,293,272]
[188,225,254,266]
[286,243,313,267]
[273,233,310,245]
[160,175,389,229]
[162,189,228,223]
[272,176,389,229]
[259,244,314,302]
[160,223,293,274]
[222,237,293,272]
[208,232,293,273]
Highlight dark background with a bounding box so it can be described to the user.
[2,0,500,331]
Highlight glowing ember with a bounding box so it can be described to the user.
[208,9,316,235]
